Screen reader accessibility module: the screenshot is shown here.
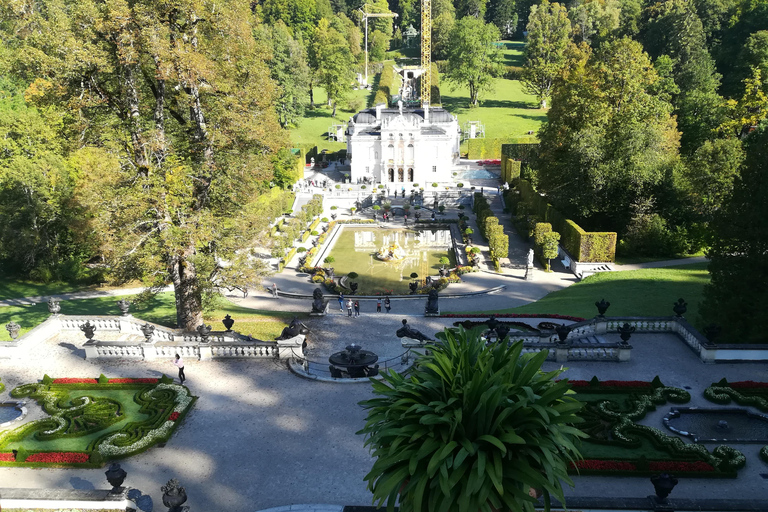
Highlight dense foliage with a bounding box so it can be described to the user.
[358,328,585,512]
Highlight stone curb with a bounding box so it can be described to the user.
[276,285,505,301]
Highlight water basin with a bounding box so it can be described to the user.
[457,169,500,180]
[664,407,768,443]
[0,403,22,425]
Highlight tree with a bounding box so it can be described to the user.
[568,0,620,46]
[718,68,768,139]
[260,0,319,40]
[701,124,768,343]
[311,18,355,117]
[488,0,519,38]
[369,29,390,61]
[3,0,286,330]
[262,21,311,129]
[521,0,572,108]
[681,138,744,222]
[432,0,457,60]
[536,38,680,232]
[357,327,584,512]
[457,0,488,18]
[444,17,504,106]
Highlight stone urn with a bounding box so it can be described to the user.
[80,321,97,340]
[222,314,235,332]
[140,323,155,343]
[116,299,131,316]
[555,324,572,343]
[105,463,127,494]
[618,322,636,342]
[495,324,510,341]
[350,282,359,294]
[196,324,212,343]
[408,281,419,294]
[673,298,687,317]
[487,315,499,333]
[47,298,61,315]
[651,473,678,503]
[5,321,20,340]
[595,298,610,317]
[161,479,189,512]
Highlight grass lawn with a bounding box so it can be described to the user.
[326,227,456,295]
[499,40,525,67]
[614,251,706,266]
[441,77,547,143]
[0,292,297,341]
[289,86,375,153]
[446,263,710,327]
[0,274,105,302]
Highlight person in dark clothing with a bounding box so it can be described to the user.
[173,354,186,384]
[354,301,360,317]
[384,296,391,313]
[376,298,382,312]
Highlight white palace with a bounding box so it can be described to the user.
[346,103,460,185]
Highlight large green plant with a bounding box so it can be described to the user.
[357,328,585,512]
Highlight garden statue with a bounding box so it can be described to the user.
[277,317,309,340]
[5,321,20,340]
[326,267,335,279]
[311,288,327,313]
[196,324,212,343]
[618,323,636,342]
[651,473,678,504]
[439,266,448,277]
[495,324,510,341]
[527,248,534,267]
[487,315,499,332]
[555,324,572,343]
[595,299,611,317]
[161,478,189,512]
[396,319,433,343]
[117,299,131,316]
[409,281,419,294]
[80,321,96,340]
[47,297,61,315]
[350,282,359,294]
[140,323,155,342]
[425,288,439,315]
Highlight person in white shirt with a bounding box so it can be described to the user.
[173,354,186,384]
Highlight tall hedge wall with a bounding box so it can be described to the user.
[374,64,396,106]
[467,136,538,160]
[516,180,616,263]
[430,62,441,105]
[501,159,521,182]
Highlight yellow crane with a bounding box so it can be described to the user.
[420,0,431,105]
[359,5,398,86]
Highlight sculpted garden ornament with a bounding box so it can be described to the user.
[47,298,61,315]
[425,288,439,315]
[395,319,433,343]
[222,314,235,332]
[116,299,131,316]
[311,288,327,313]
[140,323,155,343]
[673,298,688,317]
[80,321,97,340]
[5,321,20,340]
[196,324,212,343]
[161,478,189,512]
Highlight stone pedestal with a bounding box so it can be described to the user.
[594,317,608,334]
[199,344,213,360]
[425,310,440,317]
[142,343,159,360]
[310,301,329,317]
[554,345,569,362]
[525,266,534,281]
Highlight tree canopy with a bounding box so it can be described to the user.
[444,16,504,106]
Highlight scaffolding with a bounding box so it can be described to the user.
[328,124,346,142]
[420,0,431,104]
[462,121,485,140]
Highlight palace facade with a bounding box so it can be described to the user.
[346,104,460,185]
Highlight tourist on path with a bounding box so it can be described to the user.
[384,296,391,313]
[376,298,382,312]
[354,301,360,317]
[338,292,345,312]
[272,283,278,298]
[346,299,354,317]
[173,354,186,385]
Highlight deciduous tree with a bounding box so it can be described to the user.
[444,16,504,106]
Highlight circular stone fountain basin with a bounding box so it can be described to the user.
[664,407,768,443]
[0,401,26,428]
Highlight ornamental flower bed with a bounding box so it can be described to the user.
[572,378,743,478]
[2,376,196,468]
[704,379,768,412]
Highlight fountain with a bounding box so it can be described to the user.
[664,407,768,443]
[376,242,407,261]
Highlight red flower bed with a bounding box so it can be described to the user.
[441,313,585,322]
[108,378,159,384]
[570,459,636,471]
[52,378,98,384]
[0,453,15,462]
[728,381,768,389]
[169,412,180,421]
[25,452,90,463]
[648,461,715,472]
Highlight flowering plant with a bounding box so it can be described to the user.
[52,378,98,384]
[441,313,586,322]
[25,452,90,463]
[0,453,14,462]
[169,412,180,421]
[108,378,159,384]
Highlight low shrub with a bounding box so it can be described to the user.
[457,183,464,188]
[297,247,307,253]
[432,182,438,187]
[413,183,419,187]
[335,185,341,189]
[310,230,319,236]
[324,256,335,264]
[321,217,329,222]
[330,206,338,210]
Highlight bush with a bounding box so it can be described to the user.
[310,230,319,236]
[540,232,561,271]
[432,182,438,187]
[348,272,359,279]
[438,205,445,213]
[412,183,419,187]
[467,136,537,159]
[335,184,341,189]
[439,257,450,265]
[321,217,329,222]
[330,205,338,210]
[361,185,367,189]
[297,247,307,253]
[378,184,384,189]
[372,205,381,210]
[409,272,419,279]
[373,64,396,106]
[619,214,691,257]
[324,256,335,264]
[457,183,464,188]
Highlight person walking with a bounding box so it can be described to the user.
[354,300,360,317]
[172,354,185,385]
[384,296,391,313]
[346,299,354,317]
[338,292,345,312]
[376,297,382,313]
[272,283,278,298]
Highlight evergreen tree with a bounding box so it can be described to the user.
[702,124,768,343]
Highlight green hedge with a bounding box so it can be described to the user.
[468,136,538,159]
[501,158,521,182]
[516,179,616,263]
[430,62,441,105]
[501,143,540,162]
[374,64,396,106]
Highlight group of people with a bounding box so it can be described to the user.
[338,293,391,315]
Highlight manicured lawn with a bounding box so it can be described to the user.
[499,40,525,67]
[0,274,103,302]
[441,78,547,141]
[446,263,710,327]
[0,292,297,341]
[614,251,706,266]
[326,227,456,295]
[289,86,375,152]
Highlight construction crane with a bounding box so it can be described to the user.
[359,5,398,86]
[420,0,431,105]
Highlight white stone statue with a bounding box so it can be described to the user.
[398,100,403,116]
[527,248,534,267]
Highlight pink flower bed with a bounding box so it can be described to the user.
[108,378,159,384]
[169,412,180,421]
[565,380,652,388]
[0,453,15,462]
[648,461,715,472]
[52,378,98,384]
[570,459,637,471]
[25,452,90,463]
[728,381,768,389]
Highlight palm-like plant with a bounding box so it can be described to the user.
[357,328,584,512]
